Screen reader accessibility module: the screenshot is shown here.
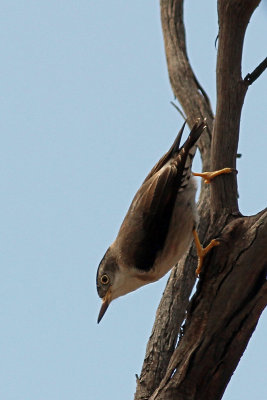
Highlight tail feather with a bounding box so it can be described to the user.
[180,120,206,154]
[143,119,206,186]
[143,121,186,183]
[175,120,206,192]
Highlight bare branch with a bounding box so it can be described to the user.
[150,209,267,400]
[160,0,213,169]
[244,57,267,86]
[170,101,186,121]
[135,1,266,400]
[134,252,196,400]
[211,0,261,216]
[134,2,213,397]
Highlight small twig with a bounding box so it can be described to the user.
[244,57,267,86]
[170,101,186,120]
[214,34,219,49]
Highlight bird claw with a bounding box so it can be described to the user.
[193,229,220,276]
[193,168,236,184]
[195,239,220,276]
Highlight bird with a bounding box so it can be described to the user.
[96,119,233,323]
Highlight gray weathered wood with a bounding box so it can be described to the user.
[134,1,266,399]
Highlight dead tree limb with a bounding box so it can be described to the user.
[244,57,267,85]
[135,1,266,399]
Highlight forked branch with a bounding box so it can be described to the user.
[135,1,266,399]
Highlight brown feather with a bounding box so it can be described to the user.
[114,120,206,272]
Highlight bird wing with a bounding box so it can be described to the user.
[142,121,186,183]
[116,120,206,272]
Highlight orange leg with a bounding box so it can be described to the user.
[193,229,219,276]
[193,167,234,184]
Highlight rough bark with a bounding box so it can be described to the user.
[134,1,266,399]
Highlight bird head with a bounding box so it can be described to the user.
[96,247,119,323]
[96,245,151,323]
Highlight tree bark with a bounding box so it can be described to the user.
[134,1,266,399]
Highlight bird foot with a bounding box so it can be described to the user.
[193,230,220,276]
[193,168,235,184]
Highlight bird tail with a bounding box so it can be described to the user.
[176,119,207,191]
[143,119,206,184]
[180,119,206,154]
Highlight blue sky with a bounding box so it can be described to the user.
[0,1,266,399]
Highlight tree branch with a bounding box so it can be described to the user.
[150,210,267,400]
[244,57,267,86]
[135,1,266,399]
[211,0,261,216]
[160,0,213,169]
[135,2,214,397]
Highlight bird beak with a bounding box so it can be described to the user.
[97,288,112,323]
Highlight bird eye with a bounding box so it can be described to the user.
[100,274,110,285]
